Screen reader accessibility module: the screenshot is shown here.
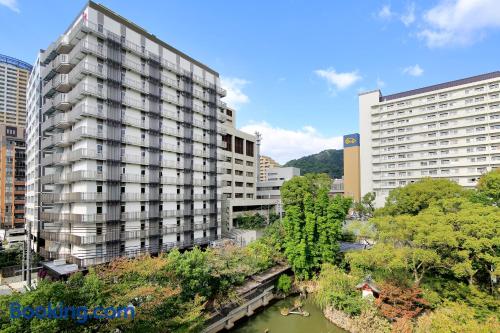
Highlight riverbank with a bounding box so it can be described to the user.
[230,297,346,333]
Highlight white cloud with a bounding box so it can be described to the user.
[240,121,343,164]
[220,77,250,108]
[0,0,19,12]
[314,68,361,91]
[378,5,393,19]
[402,64,424,77]
[418,0,500,47]
[377,3,415,26]
[401,3,416,26]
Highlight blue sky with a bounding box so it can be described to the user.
[1,0,500,163]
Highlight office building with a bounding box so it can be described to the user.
[220,107,276,231]
[32,1,227,267]
[257,167,300,200]
[0,125,26,234]
[359,72,500,207]
[0,54,31,127]
[259,155,280,181]
[343,133,361,201]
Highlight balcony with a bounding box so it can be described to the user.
[40,171,119,185]
[68,60,106,85]
[69,82,107,103]
[41,211,117,223]
[42,192,121,204]
[42,74,70,98]
[161,91,184,107]
[53,93,71,111]
[161,177,184,185]
[42,54,72,81]
[121,193,160,201]
[68,40,105,63]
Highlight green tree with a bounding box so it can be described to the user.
[376,178,467,216]
[473,169,500,206]
[281,174,350,279]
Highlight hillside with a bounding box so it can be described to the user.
[284,149,343,179]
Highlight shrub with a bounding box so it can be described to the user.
[276,274,292,294]
[315,264,365,316]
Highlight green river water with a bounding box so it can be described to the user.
[230,297,346,333]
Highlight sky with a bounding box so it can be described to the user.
[1,0,500,163]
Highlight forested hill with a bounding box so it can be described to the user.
[284,149,343,179]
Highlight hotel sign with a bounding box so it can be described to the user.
[343,133,360,148]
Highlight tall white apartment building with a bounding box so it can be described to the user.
[360,72,500,207]
[26,55,43,249]
[32,1,227,267]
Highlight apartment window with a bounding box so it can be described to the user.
[222,134,232,151]
[234,137,244,154]
[246,141,254,157]
[246,161,254,167]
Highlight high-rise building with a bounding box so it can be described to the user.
[0,125,26,232]
[259,155,280,181]
[0,54,31,127]
[343,133,361,201]
[26,54,44,251]
[359,72,500,207]
[32,1,227,267]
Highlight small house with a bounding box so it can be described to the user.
[356,275,380,298]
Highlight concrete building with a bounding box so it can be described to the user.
[343,133,361,201]
[257,167,300,200]
[0,54,31,127]
[220,107,277,232]
[259,155,280,181]
[330,178,344,196]
[0,125,26,233]
[31,1,227,267]
[26,54,44,251]
[359,72,500,207]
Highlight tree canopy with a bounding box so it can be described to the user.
[280,174,352,279]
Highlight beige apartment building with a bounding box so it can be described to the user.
[360,72,500,207]
[0,54,31,127]
[259,155,280,181]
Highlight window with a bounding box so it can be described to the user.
[234,137,244,154]
[246,140,254,157]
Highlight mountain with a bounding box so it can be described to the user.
[284,149,343,179]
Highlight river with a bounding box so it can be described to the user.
[229,297,346,333]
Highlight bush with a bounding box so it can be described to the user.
[315,264,365,316]
[276,274,292,294]
[415,302,500,333]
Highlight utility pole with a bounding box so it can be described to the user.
[26,219,32,287]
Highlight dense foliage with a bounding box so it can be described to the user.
[284,149,343,179]
[317,170,500,332]
[280,173,352,279]
[234,213,267,229]
[0,241,283,332]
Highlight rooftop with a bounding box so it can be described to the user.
[0,54,32,72]
[380,71,500,102]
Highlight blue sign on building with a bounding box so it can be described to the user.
[343,133,360,148]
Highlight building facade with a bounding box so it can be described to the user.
[26,54,44,250]
[359,72,500,207]
[220,107,276,231]
[257,167,300,199]
[0,125,26,231]
[259,155,280,181]
[0,54,31,127]
[343,133,361,201]
[32,1,227,267]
